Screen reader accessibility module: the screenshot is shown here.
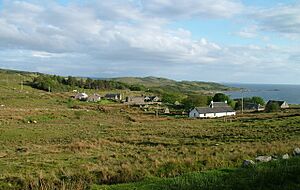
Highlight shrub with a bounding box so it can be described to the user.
[265,102,280,112]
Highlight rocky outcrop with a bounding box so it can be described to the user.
[242,160,255,167]
[293,148,300,156]
[282,154,289,160]
[255,156,272,162]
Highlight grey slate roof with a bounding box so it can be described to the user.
[266,100,286,106]
[105,93,120,98]
[195,106,234,114]
[210,102,228,108]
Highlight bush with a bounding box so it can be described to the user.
[182,95,212,110]
[265,102,280,112]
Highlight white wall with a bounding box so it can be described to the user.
[199,112,236,118]
[281,102,289,108]
[189,110,236,118]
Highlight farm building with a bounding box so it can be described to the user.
[75,93,88,101]
[145,96,160,102]
[244,103,265,111]
[125,96,146,105]
[105,93,122,101]
[189,101,236,118]
[87,94,101,102]
[266,100,289,109]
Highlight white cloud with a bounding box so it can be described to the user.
[0,0,298,83]
[0,1,227,64]
[249,3,300,39]
[236,25,258,38]
[141,0,244,19]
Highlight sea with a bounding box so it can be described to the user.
[223,83,300,105]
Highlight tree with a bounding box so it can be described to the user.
[182,95,211,109]
[85,78,93,89]
[67,76,77,86]
[212,93,235,108]
[251,96,265,105]
[265,102,280,112]
[213,93,230,102]
[161,92,181,104]
[129,84,145,91]
[235,96,265,110]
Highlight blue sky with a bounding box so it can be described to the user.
[0,0,299,84]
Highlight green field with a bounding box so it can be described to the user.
[0,70,300,189]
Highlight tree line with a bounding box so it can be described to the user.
[30,75,144,92]
[161,92,266,110]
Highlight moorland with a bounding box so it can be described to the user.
[0,69,299,189]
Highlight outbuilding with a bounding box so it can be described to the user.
[266,100,289,109]
[75,93,88,101]
[87,94,101,102]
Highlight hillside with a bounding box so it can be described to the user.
[111,76,236,94]
[0,68,300,189]
[0,69,237,95]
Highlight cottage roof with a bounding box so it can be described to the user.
[266,100,287,106]
[210,102,228,108]
[75,93,88,97]
[195,106,234,114]
[105,93,120,98]
[128,96,145,101]
[145,96,159,101]
[88,94,101,98]
[244,103,261,110]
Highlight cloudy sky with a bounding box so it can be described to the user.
[0,0,299,84]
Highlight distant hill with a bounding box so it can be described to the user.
[0,68,237,95]
[111,76,236,94]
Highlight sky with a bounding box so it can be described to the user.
[0,0,299,84]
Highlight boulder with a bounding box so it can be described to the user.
[255,156,272,162]
[293,148,300,156]
[282,154,289,160]
[0,153,7,158]
[16,147,28,153]
[242,160,255,167]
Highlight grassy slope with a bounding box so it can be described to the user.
[0,70,299,189]
[111,76,236,94]
[94,157,300,190]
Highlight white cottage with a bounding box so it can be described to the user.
[189,101,236,118]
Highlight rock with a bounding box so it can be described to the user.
[293,148,300,156]
[33,120,37,124]
[242,160,255,167]
[16,147,28,153]
[255,156,272,162]
[282,154,289,160]
[0,153,7,158]
[272,155,278,159]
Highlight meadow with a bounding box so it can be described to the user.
[0,71,300,189]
